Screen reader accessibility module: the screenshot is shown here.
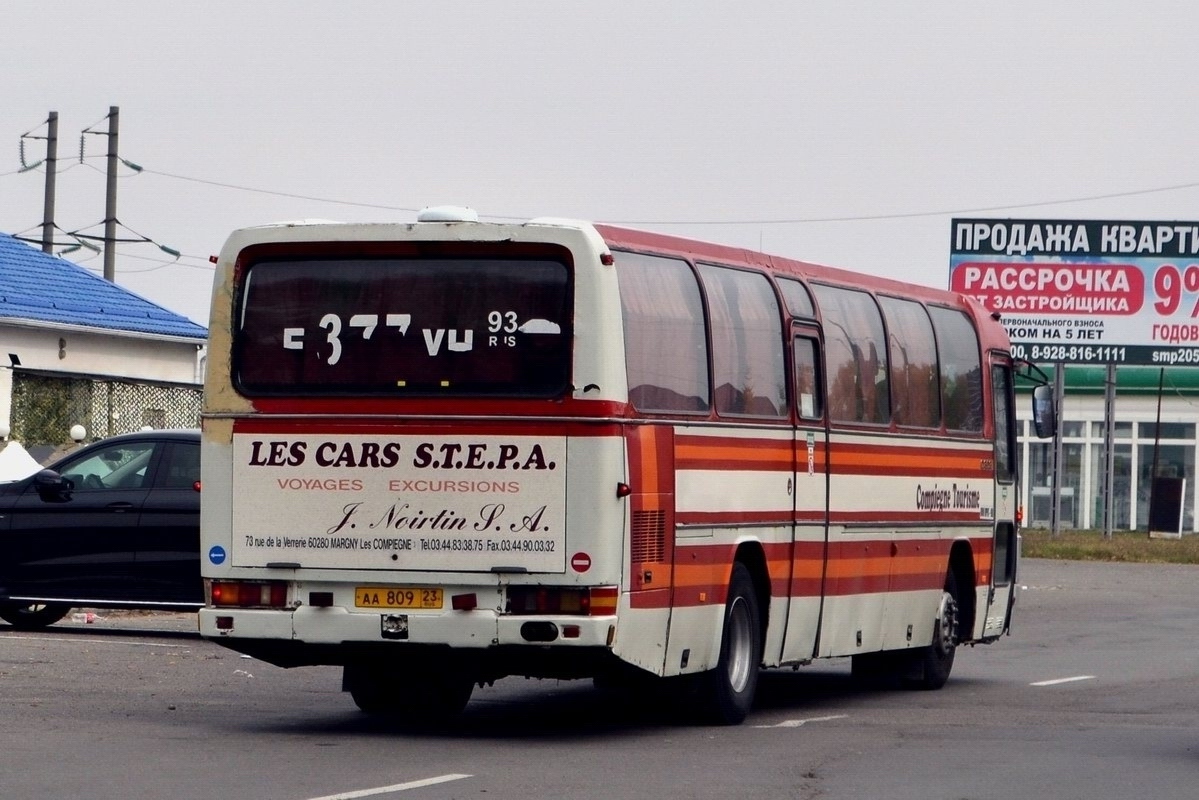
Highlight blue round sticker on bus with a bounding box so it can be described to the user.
[208,545,227,565]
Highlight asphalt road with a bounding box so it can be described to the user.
[2,558,1198,800]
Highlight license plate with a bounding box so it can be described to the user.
[354,587,443,610]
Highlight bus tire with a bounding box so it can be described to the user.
[344,661,473,722]
[0,602,71,630]
[910,569,960,690]
[697,562,761,725]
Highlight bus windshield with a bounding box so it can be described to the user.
[233,256,572,397]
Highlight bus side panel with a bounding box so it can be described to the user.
[199,425,235,581]
[816,531,888,657]
[612,425,675,675]
[663,534,733,676]
[817,434,994,658]
[665,526,790,676]
[882,533,953,651]
[778,536,827,664]
[664,428,794,675]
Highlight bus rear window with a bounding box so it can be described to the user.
[233,257,571,397]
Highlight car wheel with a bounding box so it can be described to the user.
[0,602,71,630]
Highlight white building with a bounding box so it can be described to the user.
[0,233,207,460]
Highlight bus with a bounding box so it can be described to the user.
[198,206,1045,725]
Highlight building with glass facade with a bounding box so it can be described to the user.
[1018,366,1199,532]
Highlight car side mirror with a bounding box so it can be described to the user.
[32,469,73,502]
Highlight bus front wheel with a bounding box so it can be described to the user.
[697,562,761,725]
[911,569,960,690]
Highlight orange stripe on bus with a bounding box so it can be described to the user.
[674,436,990,477]
[832,454,987,471]
[643,536,996,599]
[676,448,792,466]
[636,427,661,496]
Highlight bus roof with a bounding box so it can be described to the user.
[216,215,1005,350]
[594,223,967,309]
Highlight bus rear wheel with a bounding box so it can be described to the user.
[696,562,761,725]
[344,661,474,722]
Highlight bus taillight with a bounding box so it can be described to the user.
[507,586,619,616]
[210,580,288,609]
[588,586,618,615]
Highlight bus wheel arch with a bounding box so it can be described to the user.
[733,542,770,644]
[696,550,767,725]
[909,544,974,690]
[947,540,976,641]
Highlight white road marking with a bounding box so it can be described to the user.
[305,775,472,800]
[753,714,848,728]
[1030,675,1096,687]
[0,633,188,648]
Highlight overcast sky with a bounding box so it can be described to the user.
[4,1,1198,328]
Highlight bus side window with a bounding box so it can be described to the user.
[811,284,889,425]
[699,264,786,418]
[794,337,822,420]
[879,296,940,429]
[615,251,710,413]
[929,306,984,433]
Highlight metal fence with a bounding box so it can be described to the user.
[9,370,201,460]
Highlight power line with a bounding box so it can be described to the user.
[606,181,1199,226]
[12,144,1199,276]
[138,167,428,212]
[130,166,1199,226]
[12,148,1199,224]
[101,249,212,273]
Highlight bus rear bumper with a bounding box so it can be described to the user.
[199,606,618,676]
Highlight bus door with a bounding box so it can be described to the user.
[982,358,1019,639]
[779,328,830,664]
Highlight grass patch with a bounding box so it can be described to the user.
[1021,528,1199,564]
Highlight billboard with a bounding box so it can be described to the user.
[950,218,1199,365]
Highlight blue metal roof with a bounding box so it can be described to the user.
[0,233,207,340]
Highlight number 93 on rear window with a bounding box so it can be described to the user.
[355,587,443,610]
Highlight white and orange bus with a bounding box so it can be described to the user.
[199,207,1047,725]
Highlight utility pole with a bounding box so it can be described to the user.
[74,107,170,274]
[1050,363,1065,536]
[103,106,119,282]
[40,112,58,254]
[1102,364,1116,538]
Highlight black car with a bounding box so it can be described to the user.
[0,429,201,629]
